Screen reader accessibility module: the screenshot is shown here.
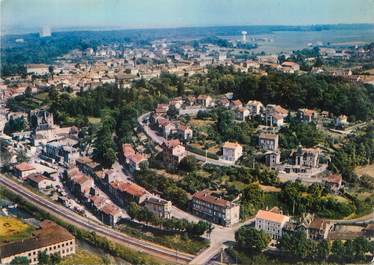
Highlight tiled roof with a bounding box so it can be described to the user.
[15,162,35,172]
[0,222,74,259]
[326,174,342,184]
[123,143,135,158]
[255,209,289,224]
[163,139,181,149]
[110,180,147,197]
[259,132,278,141]
[129,153,147,164]
[101,203,121,216]
[193,190,237,208]
[223,142,242,149]
[27,174,49,184]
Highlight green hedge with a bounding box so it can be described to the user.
[186,145,219,160]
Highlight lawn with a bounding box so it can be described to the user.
[190,118,215,128]
[88,116,102,125]
[355,164,374,178]
[0,216,35,243]
[60,249,107,265]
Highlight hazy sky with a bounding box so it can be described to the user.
[1,0,374,31]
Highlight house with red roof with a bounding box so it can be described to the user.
[324,174,343,193]
[14,162,37,179]
[109,180,148,206]
[162,139,186,170]
[255,209,290,240]
[192,190,240,226]
[122,143,148,173]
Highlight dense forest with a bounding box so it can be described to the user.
[201,66,374,121]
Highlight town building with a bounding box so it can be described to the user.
[14,162,37,179]
[43,141,79,165]
[335,115,348,127]
[27,174,54,190]
[281,61,300,72]
[255,209,290,240]
[324,174,343,193]
[122,144,147,173]
[109,180,148,206]
[308,218,333,240]
[162,139,186,170]
[298,108,318,123]
[196,95,213,107]
[265,151,281,168]
[65,168,94,199]
[76,157,99,177]
[144,197,172,219]
[265,104,288,127]
[246,100,264,116]
[176,123,193,141]
[89,194,122,226]
[259,133,279,151]
[29,109,54,130]
[222,142,243,162]
[235,107,250,122]
[192,190,240,226]
[293,146,320,168]
[0,221,75,265]
[230,99,243,109]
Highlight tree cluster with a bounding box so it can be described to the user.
[127,202,211,238]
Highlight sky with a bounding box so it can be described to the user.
[1,0,374,33]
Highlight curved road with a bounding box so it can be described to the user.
[138,112,235,167]
[0,174,194,264]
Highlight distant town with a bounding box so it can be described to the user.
[0,24,374,265]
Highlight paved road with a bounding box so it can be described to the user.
[0,174,194,264]
[189,218,255,265]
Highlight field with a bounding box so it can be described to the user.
[355,164,374,178]
[0,216,34,243]
[60,249,108,265]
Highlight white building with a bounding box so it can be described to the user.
[222,142,243,162]
[255,210,290,240]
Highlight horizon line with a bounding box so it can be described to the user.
[2,22,374,37]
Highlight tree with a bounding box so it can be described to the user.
[38,250,49,264]
[50,253,61,265]
[278,230,315,259]
[240,183,264,216]
[4,117,25,135]
[48,65,55,80]
[167,105,179,120]
[25,86,32,97]
[314,240,330,261]
[235,226,270,253]
[186,220,211,238]
[331,240,345,262]
[93,125,116,168]
[10,257,29,265]
[16,149,29,163]
[177,81,185,96]
[179,156,197,172]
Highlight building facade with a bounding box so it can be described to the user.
[0,221,75,265]
[255,210,290,240]
[192,190,240,226]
